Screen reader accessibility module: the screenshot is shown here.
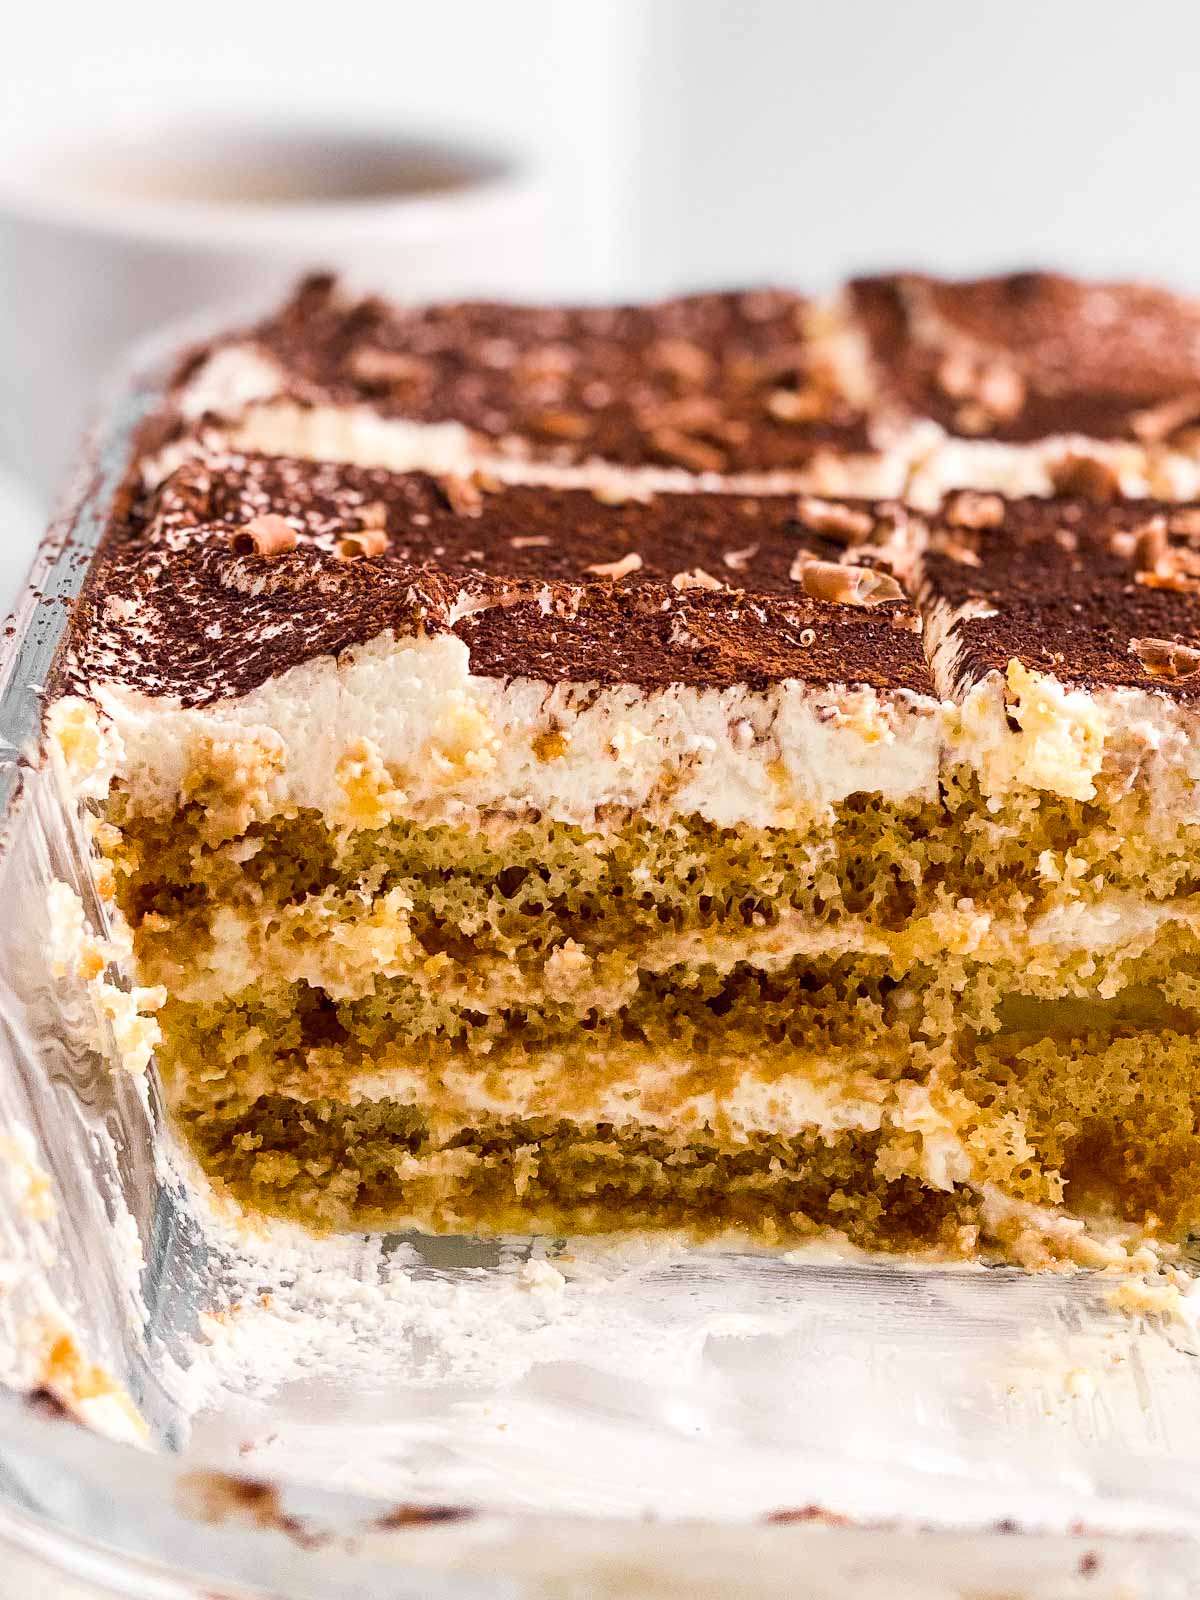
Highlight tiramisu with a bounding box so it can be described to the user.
[161,273,907,498]
[45,273,1200,1258]
[847,271,1200,502]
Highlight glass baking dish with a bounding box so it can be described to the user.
[4,327,1200,1599]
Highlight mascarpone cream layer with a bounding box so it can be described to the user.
[62,631,947,830]
[167,337,911,501]
[197,395,912,501]
[54,621,1200,837]
[903,426,1200,509]
[336,1049,983,1195]
[173,338,1200,512]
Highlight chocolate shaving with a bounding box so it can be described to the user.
[231,514,297,556]
[797,559,903,607]
[1130,636,1200,677]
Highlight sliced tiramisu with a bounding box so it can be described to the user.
[62,457,955,1243]
[167,271,1200,512]
[42,275,1200,1261]
[847,271,1200,502]
[922,492,1200,1242]
[163,274,907,498]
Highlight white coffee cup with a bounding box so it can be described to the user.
[0,116,551,496]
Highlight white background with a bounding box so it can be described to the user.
[2,1,1192,299]
[6,2,1200,315]
[632,1,1200,293]
[5,0,1200,598]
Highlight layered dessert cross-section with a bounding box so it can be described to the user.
[44,274,1200,1261]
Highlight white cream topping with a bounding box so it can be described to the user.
[905,425,1200,510]
[953,662,1200,820]
[220,398,911,501]
[79,631,947,830]
[173,323,1200,513]
[163,336,911,499]
[177,345,289,423]
[55,630,1200,842]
